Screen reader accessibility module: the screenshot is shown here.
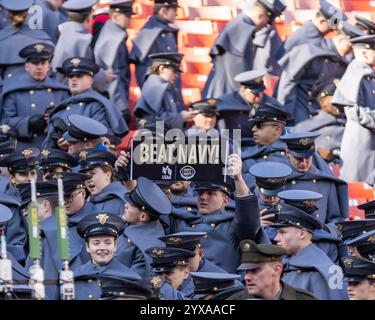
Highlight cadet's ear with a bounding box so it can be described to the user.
[183,267,190,280]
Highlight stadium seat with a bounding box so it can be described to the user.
[181,33,218,48]
[174,20,214,34]
[129,17,148,30]
[349,197,366,219]
[182,88,202,105]
[263,74,279,96]
[340,0,375,11]
[348,182,375,200]
[181,73,208,90]
[187,6,238,21]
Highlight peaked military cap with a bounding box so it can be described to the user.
[154,0,180,8]
[19,43,55,63]
[18,181,58,207]
[249,162,292,196]
[311,78,339,99]
[238,240,286,271]
[138,275,165,300]
[190,98,220,117]
[45,172,91,194]
[355,15,375,35]
[255,0,286,21]
[272,203,323,233]
[280,131,320,158]
[319,0,347,24]
[344,229,375,255]
[350,35,375,50]
[2,0,34,12]
[149,52,184,72]
[234,70,267,94]
[77,149,117,172]
[0,203,13,230]
[336,219,375,241]
[61,57,100,76]
[0,137,17,161]
[337,21,365,39]
[358,200,375,219]
[63,114,108,142]
[100,276,152,300]
[159,231,207,251]
[342,256,375,282]
[109,0,134,16]
[278,190,323,214]
[38,148,78,171]
[125,177,172,218]
[62,0,97,13]
[0,148,40,173]
[146,247,195,273]
[249,102,290,125]
[77,213,125,239]
[193,178,234,197]
[190,272,241,294]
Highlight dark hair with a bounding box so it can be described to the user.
[39,195,59,211]
[8,11,28,28]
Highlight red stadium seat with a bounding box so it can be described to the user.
[187,6,237,21]
[182,61,211,75]
[174,20,214,34]
[129,17,148,30]
[348,182,375,200]
[181,33,218,48]
[263,74,279,96]
[182,88,202,105]
[181,73,208,90]
[340,0,375,11]
[349,197,366,219]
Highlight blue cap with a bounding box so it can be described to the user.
[343,229,375,255]
[190,272,241,294]
[337,21,365,39]
[319,0,347,25]
[234,70,267,94]
[109,0,134,16]
[278,190,323,214]
[355,15,375,35]
[62,0,97,13]
[63,114,108,142]
[0,203,13,230]
[351,35,375,50]
[255,0,286,21]
[0,148,40,173]
[45,172,91,194]
[38,148,78,171]
[190,99,220,117]
[272,203,323,233]
[19,43,55,62]
[145,247,195,273]
[158,231,207,251]
[336,219,375,241]
[18,181,58,207]
[194,179,234,197]
[2,0,33,12]
[250,102,290,125]
[358,200,375,219]
[342,256,375,282]
[149,52,184,72]
[249,162,292,196]
[280,131,320,158]
[77,213,125,240]
[100,276,152,300]
[125,177,172,217]
[61,57,100,77]
[77,149,117,172]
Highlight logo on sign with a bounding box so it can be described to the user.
[180,165,196,180]
[162,165,172,180]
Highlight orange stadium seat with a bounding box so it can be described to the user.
[187,6,237,21]
[182,88,202,105]
[340,0,375,11]
[181,73,208,90]
[174,20,214,34]
[349,198,366,219]
[348,182,375,200]
[181,33,218,48]
[133,2,153,17]
[263,74,279,96]
[183,61,211,75]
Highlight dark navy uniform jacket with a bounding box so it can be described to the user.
[73,258,142,300]
[129,15,178,87]
[277,42,348,124]
[134,74,185,130]
[1,73,69,149]
[44,89,128,148]
[202,13,257,98]
[282,244,348,300]
[89,181,128,216]
[169,194,261,273]
[0,23,52,82]
[117,220,166,278]
[94,20,130,114]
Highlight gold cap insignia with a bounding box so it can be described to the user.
[96,213,109,225]
[79,150,88,161]
[139,119,147,129]
[299,138,312,146]
[242,242,251,252]
[207,99,217,106]
[22,149,33,159]
[254,77,263,84]
[303,200,315,207]
[150,276,162,289]
[152,248,164,257]
[266,178,283,184]
[368,235,375,244]
[0,124,10,134]
[70,58,81,67]
[41,149,50,159]
[34,44,45,53]
[168,237,182,245]
[344,258,353,269]
[52,174,63,180]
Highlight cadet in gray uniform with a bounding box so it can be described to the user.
[202,0,285,98]
[1,43,69,150]
[333,35,375,182]
[94,0,133,123]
